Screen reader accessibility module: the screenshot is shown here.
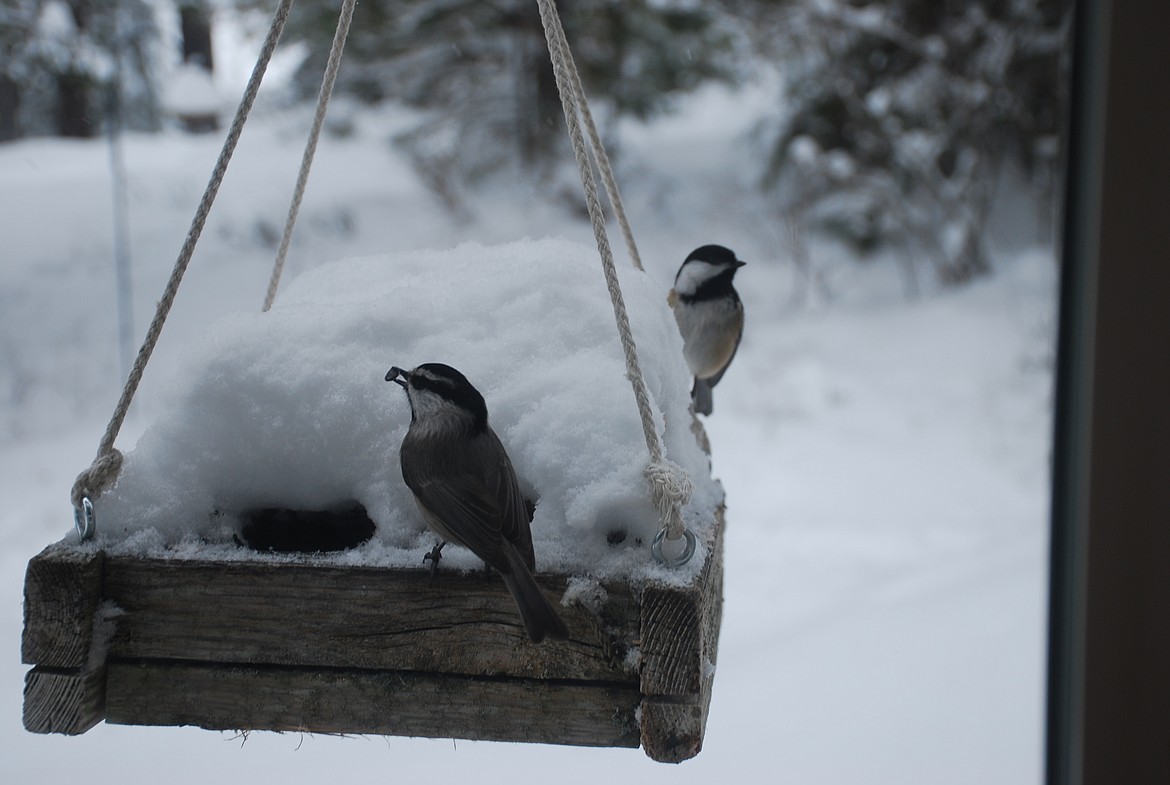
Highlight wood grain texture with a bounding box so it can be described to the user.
[23,666,105,735]
[639,507,725,698]
[640,682,715,763]
[22,545,104,668]
[101,556,639,681]
[22,510,725,761]
[638,508,724,762]
[105,661,641,748]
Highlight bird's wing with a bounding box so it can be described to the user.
[401,429,528,573]
[493,435,535,571]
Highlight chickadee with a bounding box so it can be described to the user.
[667,244,746,416]
[386,363,568,643]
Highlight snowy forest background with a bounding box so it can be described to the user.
[3,0,1068,283]
[3,1,1067,782]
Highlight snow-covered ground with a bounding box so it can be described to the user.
[1,80,1054,783]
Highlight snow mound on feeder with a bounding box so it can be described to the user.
[96,238,722,580]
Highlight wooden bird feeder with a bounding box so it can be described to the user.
[22,508,723,762]
[22,0,725,763]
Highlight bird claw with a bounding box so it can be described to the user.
[423,541,446,585]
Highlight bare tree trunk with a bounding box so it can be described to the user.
[55,0,97,138]
[938,228,992,286]
[177,1,218,132]
[179,2,214,70]
[514,1,562,172]
[0,76,20,141]
[56,72,96,138]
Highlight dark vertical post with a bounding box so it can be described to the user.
[1047,1,1170,783]
[56,0,98,138]
[56,72,96,138]
[179,1,215,71]
[0,75,21,141]
[1045,1,1104,781]
[176,0,219,133]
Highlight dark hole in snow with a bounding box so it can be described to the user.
[237,503,376,553]
[606,529,627,545]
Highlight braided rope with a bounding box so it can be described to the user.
[541,7,643,272]
[535,0,691,544]
[70,0,296,516]
[263,0,357,312]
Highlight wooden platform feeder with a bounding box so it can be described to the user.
[23,0,724,763]
[22,508,723,763]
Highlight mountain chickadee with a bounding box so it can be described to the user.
[667,244,746,415]
[386,363,569,643]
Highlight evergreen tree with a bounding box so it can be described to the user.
[0,0,42,140]
[108,0,165,133]
[267,0,740,194]
[0,0,161,141]
[732,0,1069,285]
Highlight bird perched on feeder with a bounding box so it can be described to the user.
[386,363,568,643]
[668,244,746,416]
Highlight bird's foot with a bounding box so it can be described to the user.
[423,541,446,585]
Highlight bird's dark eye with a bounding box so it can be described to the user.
[408,364,489,430]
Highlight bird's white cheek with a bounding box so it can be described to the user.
[406,391,449,421]
[405,391,479,437]
[674,260,721,295]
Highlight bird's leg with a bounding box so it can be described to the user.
[424,541,446,584]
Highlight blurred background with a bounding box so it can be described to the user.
[1,0,1068,277]
[2,1,1068,782]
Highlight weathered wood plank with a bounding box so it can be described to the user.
[23,507,724,761]
[105,660,641,748]
[23,666,106,734]
[640,677,716,763]
[22,545,105,668]
[637,509,723,762]
[102,557,640,682]
[639,507,724,698]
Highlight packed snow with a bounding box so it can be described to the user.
[96,237,722,581]
[2,76,1053,785]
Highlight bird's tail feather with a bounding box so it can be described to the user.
[692,376,714,415]
[502,545,569,643]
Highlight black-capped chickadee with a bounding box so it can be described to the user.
[386,363,569,643]
[667,244,746,416]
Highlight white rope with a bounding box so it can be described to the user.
[541,6,643,272]
[71,0,296,514]
[263,0,357,312]
[534,0,692,546]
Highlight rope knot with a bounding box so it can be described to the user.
[644,459,693,539]
[70,448,125,510]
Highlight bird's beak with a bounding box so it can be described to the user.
[386,366,409,387]
[734,260,747,269]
